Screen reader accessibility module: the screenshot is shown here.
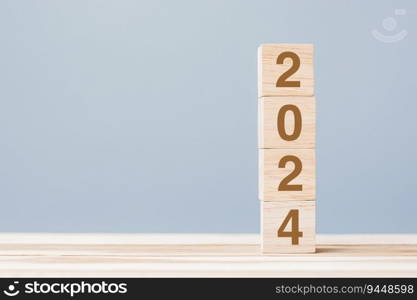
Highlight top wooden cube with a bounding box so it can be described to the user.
[258,44,314,97]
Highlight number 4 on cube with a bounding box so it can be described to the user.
[261,201,315,253]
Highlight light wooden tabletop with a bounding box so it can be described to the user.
[0,234,416,277]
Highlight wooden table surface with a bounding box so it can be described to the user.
[0,234,416,277]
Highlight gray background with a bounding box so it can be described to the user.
[0,0,416,233]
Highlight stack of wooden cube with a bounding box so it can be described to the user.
[258,44,316,253]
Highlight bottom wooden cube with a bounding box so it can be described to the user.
[261,200,315,254]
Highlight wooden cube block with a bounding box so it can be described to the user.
[258,97,315,149]
[258,44,314,97]
[261,200,315,253]
[259,149,315,201]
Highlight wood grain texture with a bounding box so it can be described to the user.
[261,201,315,253]
[258,97,315,149]
[259,149,315,201]
[258,44,314,97]
[0,234,416,277]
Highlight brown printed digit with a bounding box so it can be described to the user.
[277,209,303,245]
[278,155,303,191]
[277,104,302,141]
[276,51,301,88]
